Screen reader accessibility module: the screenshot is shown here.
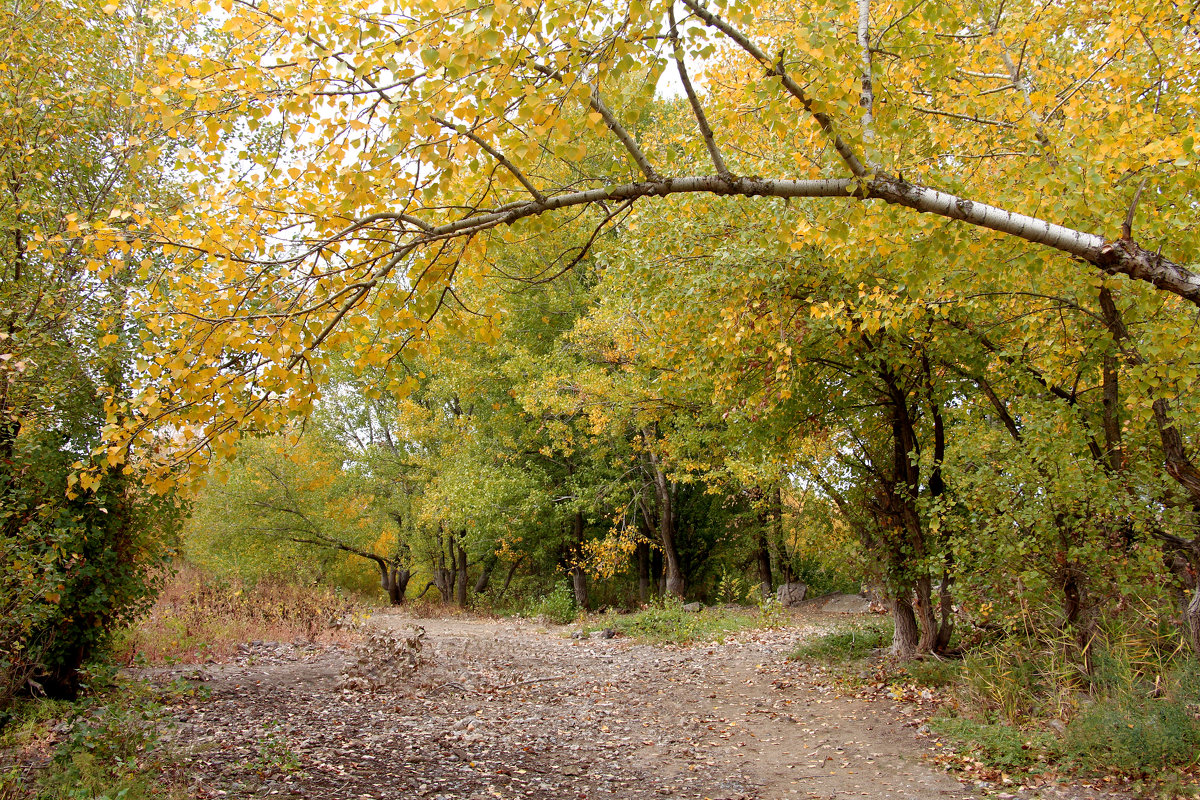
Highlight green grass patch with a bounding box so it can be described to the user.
[901,656,961,688]
[790,620,893,663]
[928,715,1059,771]
[1061,662,1200,777]
[585,598,764,645]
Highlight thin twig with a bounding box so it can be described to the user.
[432,116,546,203]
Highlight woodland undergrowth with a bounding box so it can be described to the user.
[116,563,370,665]
[794,613,1200,795]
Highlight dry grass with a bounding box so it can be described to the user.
[116,563,372,665]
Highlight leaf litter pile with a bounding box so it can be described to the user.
[140,612,1139,800]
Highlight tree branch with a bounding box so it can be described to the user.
[588,88,659,181]
[680,0,868,177]
[432,115,546,203]
[669,2,730,179]
[857,0,876,159]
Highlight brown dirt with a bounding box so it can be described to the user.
[143,611,1132,800]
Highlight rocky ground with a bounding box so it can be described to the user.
[141,610,1134,800]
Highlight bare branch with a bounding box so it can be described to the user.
[680,0,868,178]
[588,88,659,181]
[904,104,1015,128]
[668,2,730,179]
[1122,177,1147,241]
[432,115,546,203]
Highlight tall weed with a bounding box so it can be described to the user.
[117,563,366,664]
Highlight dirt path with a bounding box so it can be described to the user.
[146,610,1137,800]
[150,610,995,800]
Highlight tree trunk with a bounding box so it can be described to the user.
[651,546,664,596]
[934,558,955,653]
[915,575,938,654]
[474,555,496,594]
[772,486,795,583]
[636,540,650,604]
[756,528,773,600]
[571,566,588,611]
[645,441,685,598]
[455,541,468,608]
[497,555,525,601]
[570,512,589,610]
[433,525,454,602]
[377,559,411,605]
[1186,585,1200,655]
[892,594,920,659]
[381,563,411,605]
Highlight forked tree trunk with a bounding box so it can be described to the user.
[378,561,411,605]
[642,446,685,597]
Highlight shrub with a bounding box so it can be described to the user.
[529,582,576,625]
[1062,660,1200,776]
[1,438,178,707]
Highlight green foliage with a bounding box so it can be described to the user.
[1061,661,1200,777]
[528,582,576,625]
[0,677,184,800]
[714,568,747,605]
[790,621,894,664]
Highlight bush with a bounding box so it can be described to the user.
[1062,661,1200,776]
[1,437,178,707]
[529,582,576,625]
